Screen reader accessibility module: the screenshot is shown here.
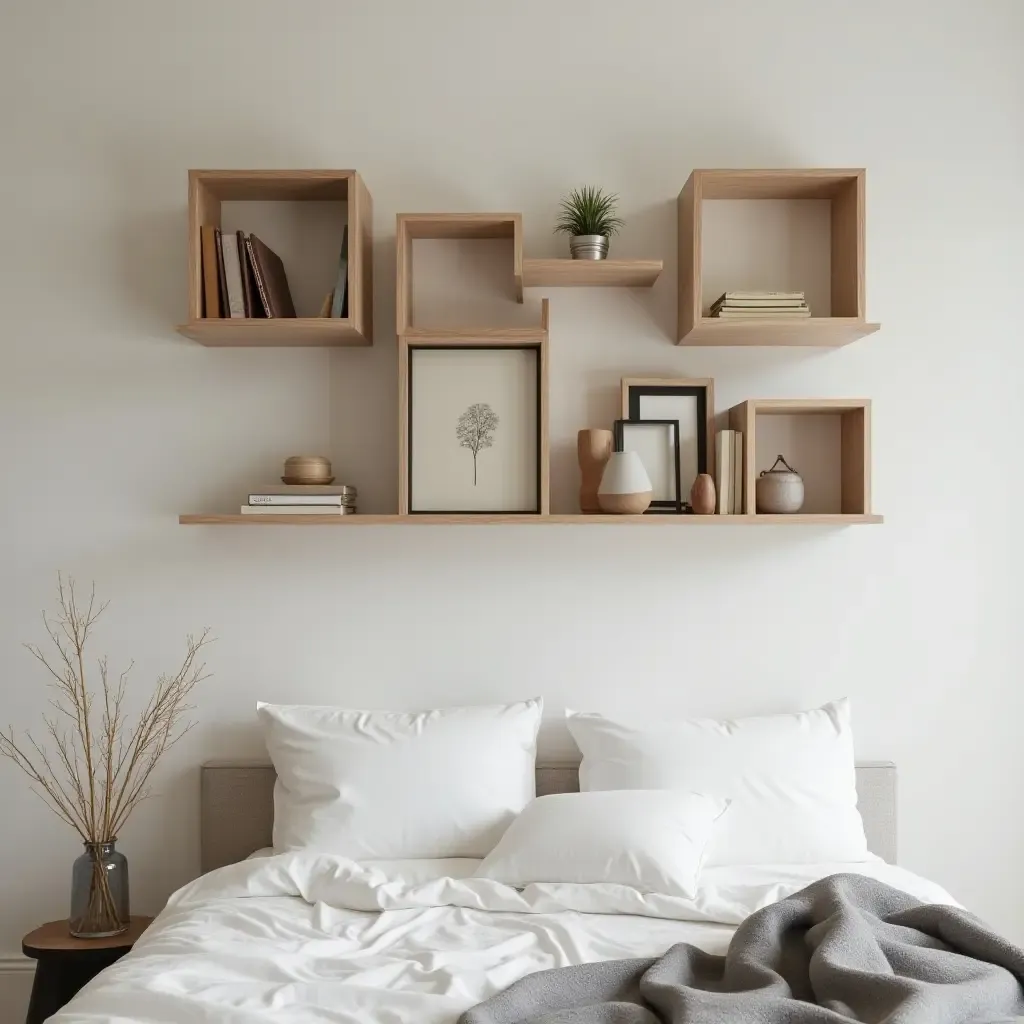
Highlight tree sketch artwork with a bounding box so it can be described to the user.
[456,403,499,485]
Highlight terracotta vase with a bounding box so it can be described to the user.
[577,429,614,513]
[690,474,716,515]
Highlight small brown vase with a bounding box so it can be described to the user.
[577,429,614,513]
[690,474,716,515]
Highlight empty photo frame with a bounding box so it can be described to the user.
[614,418,682,513]
[621,378,715,495]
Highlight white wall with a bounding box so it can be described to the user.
[1,0,1022,1013]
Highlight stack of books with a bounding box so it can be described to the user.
[199,225,349,321]
[240,484,358,516]
[709,291,810,318]
[715,430,744,515]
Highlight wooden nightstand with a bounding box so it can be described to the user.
[21,916,152,1024]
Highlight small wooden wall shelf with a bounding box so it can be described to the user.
[729,398,873,517]
[176,170,373,347]
[678,169,880,347]
[179,513,882,526]
[522,259,662,289]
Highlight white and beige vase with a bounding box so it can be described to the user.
[598,451,652,514]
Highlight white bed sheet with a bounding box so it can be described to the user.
[51,854,958,1024]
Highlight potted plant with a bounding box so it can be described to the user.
[555,186,624,260]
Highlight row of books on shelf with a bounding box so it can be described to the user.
[709,291,810,319]
[200,225,349,320]
[240,484,358,516]
[715,430,744,514]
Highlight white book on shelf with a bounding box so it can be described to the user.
[220,234,246,318]
[716,430,733,514]
[248,493,346,506]
[240,505,347,515]
[732,432,744,514]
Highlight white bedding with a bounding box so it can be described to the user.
[51,853,958,1024]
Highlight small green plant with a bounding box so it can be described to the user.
[555,186,624,238]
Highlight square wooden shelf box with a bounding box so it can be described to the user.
[729,399,878,521]
[678,169,880,347]
[176,170,373,347]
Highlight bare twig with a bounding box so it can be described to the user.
[0,575,214,852]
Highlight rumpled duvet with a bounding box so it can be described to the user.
[460,873,1024,1024]
[50,854,963,1023]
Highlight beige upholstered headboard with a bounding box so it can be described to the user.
[200,760,897,874]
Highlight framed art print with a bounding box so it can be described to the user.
[621,378,715,494]
[614,418,682,513]
[401,339,549,514]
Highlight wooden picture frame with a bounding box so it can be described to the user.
[399,332,550,516]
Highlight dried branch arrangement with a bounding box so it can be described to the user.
[0,575,212,933]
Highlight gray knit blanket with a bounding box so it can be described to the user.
[458,873,1024,1024]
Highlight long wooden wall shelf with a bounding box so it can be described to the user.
[522,258,662,289]
[179,513,882,526]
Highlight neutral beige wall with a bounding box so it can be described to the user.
[1,0,1022,1014]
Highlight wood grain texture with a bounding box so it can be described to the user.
[176,319,371,347]
[182,169,372,345]
[200,761,898,872]
[730,399,873,518]
[397,335,411,515]
[22,917,153,954]
[830,172,865,319]
[522,259,662,288]
[677,175,698,342]
[679,318,880,347]
[696,168,865,200]
[349,172,374,343]
[399,213,520,239]
[189,169,352,201]
[401,326,548,342]
[841,404,871,514]
[179,513,883,526]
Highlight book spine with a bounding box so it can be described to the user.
[200,225,222,318]
[248,494,345,506]
[331,226,349,318]
[716,431,733,514]
[240,505,345,515]
[220,234,246,318]
[732,432,744,514]
[246,237,274,319]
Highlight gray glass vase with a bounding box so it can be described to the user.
[69,840,129,938]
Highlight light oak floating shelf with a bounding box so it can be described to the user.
[177,318,370,347]
[179,513,882,526]
[683,318,880,348]
[522,259,663,289]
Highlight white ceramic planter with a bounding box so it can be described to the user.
[598,451,652,514]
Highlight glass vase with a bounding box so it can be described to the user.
[69,840,129,938]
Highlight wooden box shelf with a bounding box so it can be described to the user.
[176,170,373,347]
[678,169,879,347]
[729,399,874,517]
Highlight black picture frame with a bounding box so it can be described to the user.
[614,418,683,514]
[623,382,712,490]
[407,344,543,515]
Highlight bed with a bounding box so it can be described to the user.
[48,759,959,1024]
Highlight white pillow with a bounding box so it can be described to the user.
[566,699,868,866]
[474,790,727,898]
[258,698,542,859]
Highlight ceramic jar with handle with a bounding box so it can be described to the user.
[756,455,804,514]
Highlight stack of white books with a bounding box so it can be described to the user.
[240,484,357,515]
[710,291,810,318]
[715,431,744,515]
